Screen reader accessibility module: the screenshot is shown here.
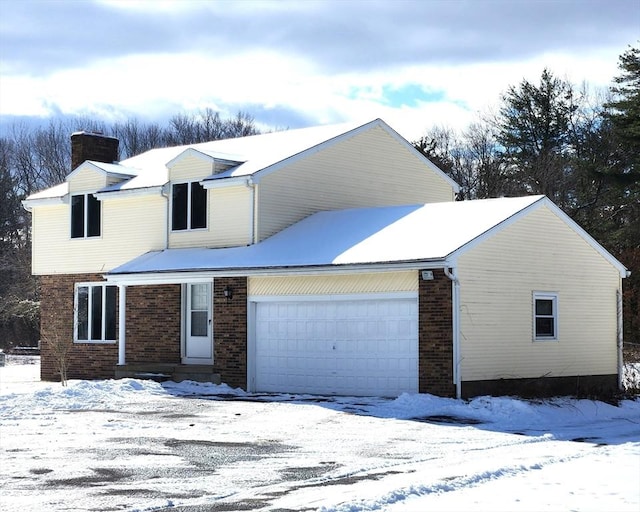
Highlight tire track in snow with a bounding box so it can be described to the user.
[318,450,593,512]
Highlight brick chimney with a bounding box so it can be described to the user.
[71,131,119,170]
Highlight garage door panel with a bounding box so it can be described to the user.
[254,297,418,397]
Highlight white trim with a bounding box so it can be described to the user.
[448,196,545,260]
[170,180,208,232]
[249,120,381,184]
[247,292,419,394]
[70,192,102,239]
[201,176,252,189]
[118,285,126,365]
[449,196,628,278]
[167,148,215,169]
[533,291,559,342]
[66,161,134,180]
[167,147,244,170]
[73,282,118,344]
[540,198,629,278]
[94,186,164,200]
[379,120,461,194]
[182,281,214,365]
[22,195,67,210]
[105,261,450,285]
[248,291,417,303]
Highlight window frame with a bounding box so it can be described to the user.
[70,193,101,239]
[533,292,558,341]
[171,180,207,232]
[74,282,117,344]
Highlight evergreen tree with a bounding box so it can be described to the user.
[495,68,579,208]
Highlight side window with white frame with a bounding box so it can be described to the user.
[71,193,101,238]
[171,181,207,231]
[533,292,558,341]
[75,283,117,342]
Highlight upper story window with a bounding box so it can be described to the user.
[71,193,101,238]
[172,182,207,231]
[533,292,558,341]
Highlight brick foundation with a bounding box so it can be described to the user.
[213,277,248,389]
[418,269,455,397]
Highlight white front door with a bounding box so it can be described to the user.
[184,283,213,364]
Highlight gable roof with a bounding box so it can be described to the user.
[24,118,459,202]
[109,195,627,283]
[66,160,137,181]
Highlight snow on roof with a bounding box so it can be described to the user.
[26,118,457,200]
[24,181,68,201]
[109,196,545,276]
[77,161,138,178]
[117,119,380,188]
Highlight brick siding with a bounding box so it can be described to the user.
[71,132,119,170]
[40,274,118,381]
[418,269,455,397]
[212,277,248,389]
[125,285,181,364]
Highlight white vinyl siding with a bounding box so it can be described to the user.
[457,205,620,382]
[168,154,212,182]
[169,185,252,248]
[67,167,108,194]
[31,195,166,275]
[249,271,418,296]
[257,125,456,241]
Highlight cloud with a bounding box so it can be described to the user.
[0,0,637,139]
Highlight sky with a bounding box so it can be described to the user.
[0,0,638,141]
[1,359,639,511]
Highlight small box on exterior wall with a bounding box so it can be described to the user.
[421,270,434,281]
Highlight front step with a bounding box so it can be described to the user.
[172,365,221,384]
[115,363,221,384]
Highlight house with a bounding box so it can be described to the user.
[23,119,629,398]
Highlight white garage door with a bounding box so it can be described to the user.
[254,297,418,397]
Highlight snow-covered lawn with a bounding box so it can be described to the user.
[1,358,639,512]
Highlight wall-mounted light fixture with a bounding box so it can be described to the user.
[421,270,434,281]
[223,285,233,301]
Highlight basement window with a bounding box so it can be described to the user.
[71,193,101,238]
[171,181,207,231]
[533,292,558,341]
[75,283,117,343]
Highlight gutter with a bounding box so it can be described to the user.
[103,260,451,285]
[444,266,462,399]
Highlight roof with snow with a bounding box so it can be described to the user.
[109,196,557,278]
[24,118,459,202]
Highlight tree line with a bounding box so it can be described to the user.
[413,45,639,345]
[0,45,638,351]
[0,110,260,348]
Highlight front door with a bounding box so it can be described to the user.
[183,283,213,364]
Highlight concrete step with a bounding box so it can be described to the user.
[115,363,221,384]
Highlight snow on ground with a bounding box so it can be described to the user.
[1,357,639,512]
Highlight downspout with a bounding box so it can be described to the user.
[617,286,623,392]
[118,284,126,365]
[161,183,170,249]
[444,266,461,399]
[245,177,256,245]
